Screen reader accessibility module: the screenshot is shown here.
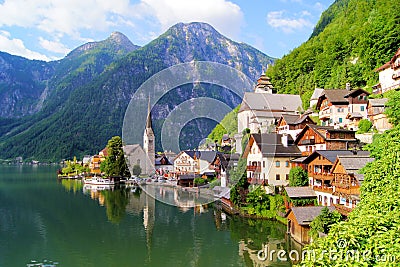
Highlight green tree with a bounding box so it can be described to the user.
[246,186,270,216]
[357,119,372,133]
[309,207,342,239]
[385,90,400,125]
[132,164,141,176]
[230,165,250,206]
[101,136,130,177]
[288,166,309,186]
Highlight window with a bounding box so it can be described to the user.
[263,161,266,168]
[286,174,289,180]
[339,118,343,123]
[361,106,365,111]
[276,174,280,180]
[275,161,280,167]
[285,161,290,167]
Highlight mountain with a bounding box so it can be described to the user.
[0,22,274,161]
[266,0,400,105]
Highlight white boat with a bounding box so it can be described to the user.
[83,177,116,185]
[83,184,114,192]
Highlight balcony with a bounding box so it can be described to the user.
[312,185,334,194]
[247,165,261,172]
[333,185,360,195]
[311,173,334,181]
[319,110,331,120]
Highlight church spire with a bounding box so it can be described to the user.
[146,96,154,134]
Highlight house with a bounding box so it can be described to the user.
[286,206,336,245]
[373,47,400,94]
[303,150,370,206]
[294,124,358,156]
[276,113,316,140]
[367,98,392,133]
[155,154,174,175]
[238,93,303,134]
[331,154,374,215]
[309,88,324,110]
[89,155,102,174]
[284,186,317,210]
[344,88,370,131]
[317,88,353,127]
[173,150,223,179]
[243,133,302,191]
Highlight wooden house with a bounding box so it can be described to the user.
[276,113,315,140]
[284,187,317,210]
[303,150,370,206]
[344,89,370,131]
[331,154,374,215]
[367,98,392,133]
[316,89,350,127]
[286,206,335,245]
[294,124,358,156]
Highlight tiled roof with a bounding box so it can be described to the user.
[337,155,374,173]
[285,186,316,198]
[303,150,370,164]
[239,93,303,113]
[290,206,336,225]
[368,98,388,107]
[323,89,349,103]
[252,133,301,157]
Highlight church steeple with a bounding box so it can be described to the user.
[143,96,155,174]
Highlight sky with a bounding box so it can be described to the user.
[0,0,335,61]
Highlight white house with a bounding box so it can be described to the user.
[374,47,400,94]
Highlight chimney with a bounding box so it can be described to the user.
[281,134,288,147]
[346,82,351,91]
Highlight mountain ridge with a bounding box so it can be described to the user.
[0,22,274,161]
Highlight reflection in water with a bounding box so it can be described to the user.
[60,179,83,193]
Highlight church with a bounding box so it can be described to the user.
[124,98,155,176]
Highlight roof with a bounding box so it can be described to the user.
[239,93,303,113]
[303,150,370,164]
[310,88,324,101]
[252,133,301,157]
[285,187,317,198]
[289,206,336,226]
[336,155,374,173]
[123,144,143,155]
[368,98,388,107]
[178,174,198,180]
[316,89,349,109]
[375,47,400,72]
[344,88,370,98]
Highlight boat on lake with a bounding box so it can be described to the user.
[83,176,116,185]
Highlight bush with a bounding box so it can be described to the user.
[194,177,205,186]
[357,119,372,133]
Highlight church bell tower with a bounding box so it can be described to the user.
[143,97,155,173]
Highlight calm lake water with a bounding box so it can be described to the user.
[0,165,299,267]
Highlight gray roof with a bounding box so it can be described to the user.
[336,155,374,173]
[290,206,336,225]
[368,98,388,107]
[252,133,302,157]
[239,93,303,113]
[303,150,370,164]
[285,187,317,198]
[311,88,324,100]
[322,89,349,103]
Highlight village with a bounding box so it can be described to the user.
[61,47,400,246]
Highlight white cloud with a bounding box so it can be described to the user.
[0,0,136,39]
[0,31,50,61]
[138,0,244,39]
[266,10,313,33]
[38,37,70,55]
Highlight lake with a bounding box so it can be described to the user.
[0,165,299,266]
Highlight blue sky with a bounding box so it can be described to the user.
[0,0,334,61]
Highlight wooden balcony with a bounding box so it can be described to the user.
[247,165,261,172]
[312,185,334,194]
[311,173,334,181]
[334,204,353,216]
[333,185,360,195]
